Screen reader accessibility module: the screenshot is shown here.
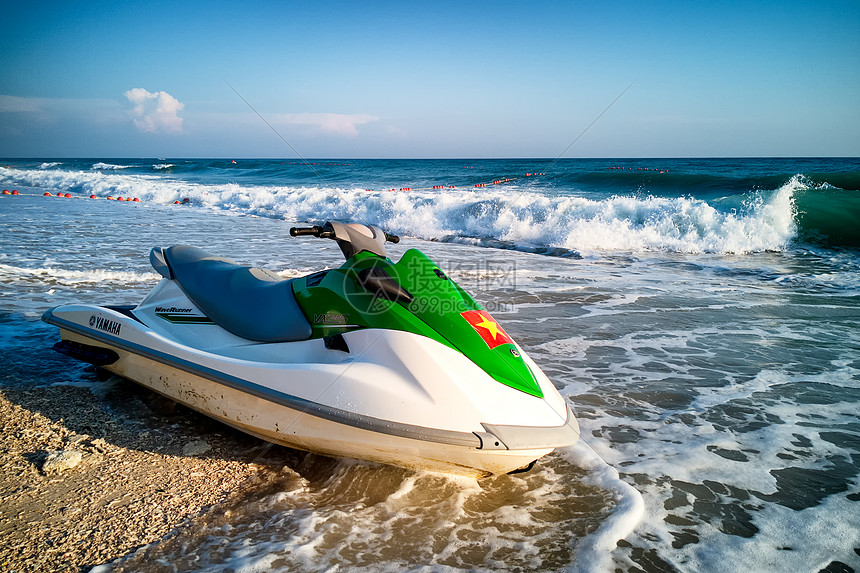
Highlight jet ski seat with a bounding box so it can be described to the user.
[151,245,313,343]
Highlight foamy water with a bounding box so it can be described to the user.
[0,263,160,286]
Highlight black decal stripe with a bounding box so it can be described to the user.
[155,313,216,325]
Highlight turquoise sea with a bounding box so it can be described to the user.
[1,157,859,571]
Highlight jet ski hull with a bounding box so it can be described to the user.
[44,303,579,477]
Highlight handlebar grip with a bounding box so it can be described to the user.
[290,226,323,237]
[384,233,400,244]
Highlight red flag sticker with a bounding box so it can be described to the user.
[461,310,513,349]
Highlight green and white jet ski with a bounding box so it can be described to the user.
[43,222,579,476]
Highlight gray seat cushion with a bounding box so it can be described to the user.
[160,245,312,343]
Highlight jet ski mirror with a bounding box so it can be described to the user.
[290,222,399,259]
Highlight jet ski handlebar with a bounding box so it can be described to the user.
[290,225,399,244]
[290,225,334,238]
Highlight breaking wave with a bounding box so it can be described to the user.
[0,263,160,286]
[4,165,856,254]
[91,162,132,170]
[793,180,860,248]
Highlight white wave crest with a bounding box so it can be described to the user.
[0,263,160,286]
[92,162,132,170]
[249,185,799,254]
[0,166,802,254]
[0,166,162,199]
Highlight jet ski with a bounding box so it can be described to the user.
[43,222,579,477]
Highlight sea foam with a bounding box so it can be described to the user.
[0,263,160,286]
[560,443,646,573]
[0,165,803,254]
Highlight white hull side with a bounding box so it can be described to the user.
[61,329,553,477]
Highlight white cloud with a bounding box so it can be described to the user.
[0,95,43,113]
[125,88,184,133]
[274,112,379,137]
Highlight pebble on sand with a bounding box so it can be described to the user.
[182,439,211,457]
[42,450,83,473]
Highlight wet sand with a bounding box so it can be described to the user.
[0,383,286,572]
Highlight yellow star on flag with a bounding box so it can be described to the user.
[461,310,513,349]
[475,318,501,339]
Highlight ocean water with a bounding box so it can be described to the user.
[1,157,859,571]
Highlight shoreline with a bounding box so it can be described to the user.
[0,382,288,572]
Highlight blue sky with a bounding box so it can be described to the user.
[1,0,858,158]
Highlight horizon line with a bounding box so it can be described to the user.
[3,155,859,161]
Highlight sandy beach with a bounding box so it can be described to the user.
[0,381,289,572]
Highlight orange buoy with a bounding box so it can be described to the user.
[44,192,51,196]
[2,190,9,195]
[173,200,181,204]
[107,196,114,200]
[132,197,140,202]
[64,193,71,198]
[90,195,97,199]
[117,197,124,201]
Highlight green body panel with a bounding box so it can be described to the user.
[292,248,543,398]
